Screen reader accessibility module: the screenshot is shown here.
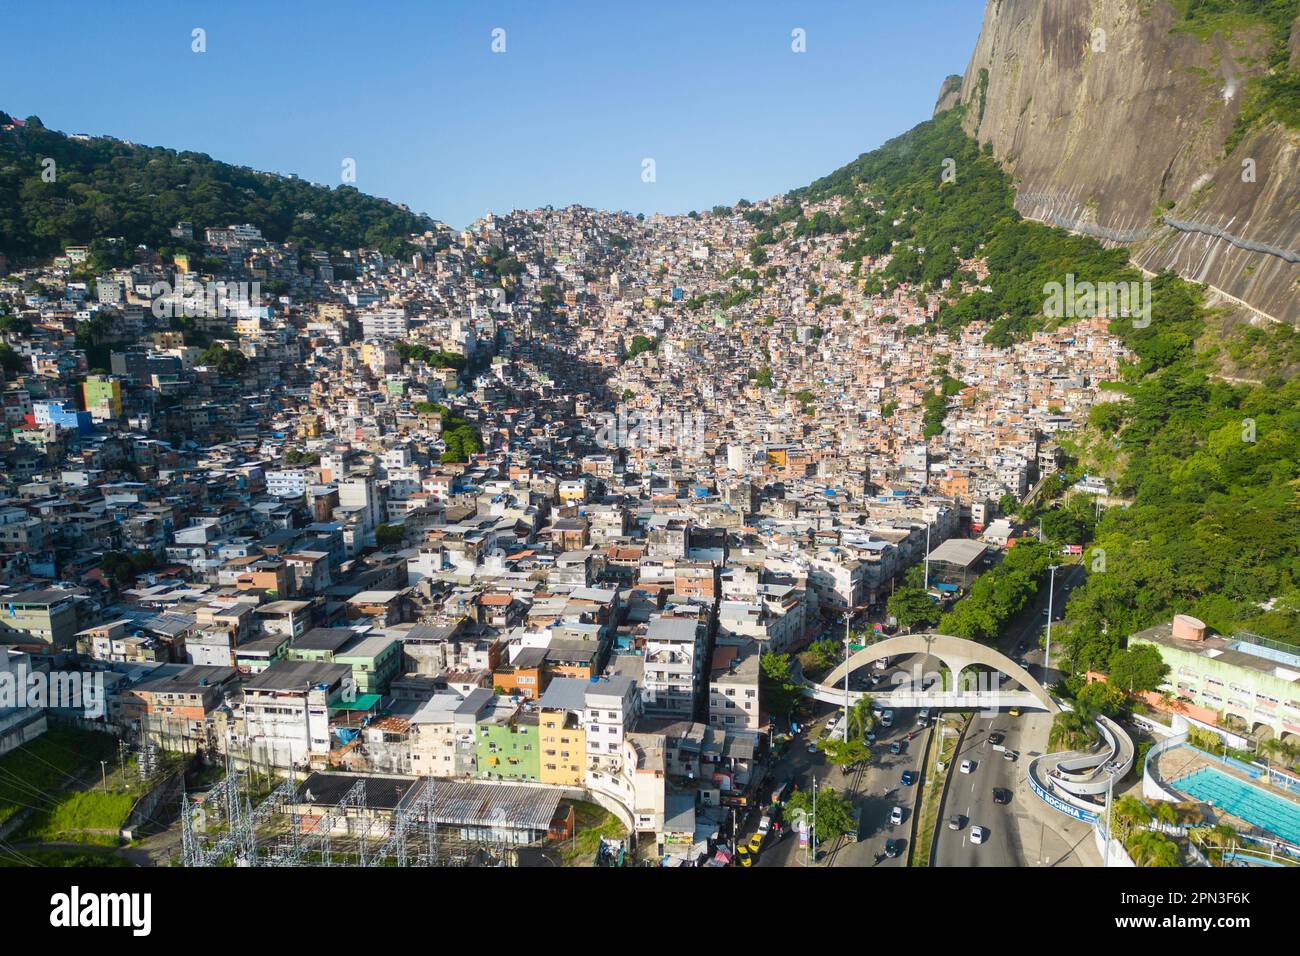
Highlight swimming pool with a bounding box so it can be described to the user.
[1175,766,1300,845]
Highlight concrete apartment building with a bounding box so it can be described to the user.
[1130,615,1300,743]
[1,588,81,649]
[239,659,353,768]
[708,639,761,731]
[409,688,493,778]
[642,615,706,721]
[537,679,588,786]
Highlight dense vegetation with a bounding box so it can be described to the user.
[938,539,1056,643]
[434,405,484,463]
[0,113,434,261]
[792,106,1141,347]
[396,342,467,370]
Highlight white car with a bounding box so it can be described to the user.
[959,759,975,774]
[890,805,904,826]
[970,826,988,845]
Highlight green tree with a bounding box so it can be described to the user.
[786,786,856,843]
[1107,644,1169,695]
[760,653,803,720]
[818,737,873,769]
[887,587,941,632]
[375,523,406,550]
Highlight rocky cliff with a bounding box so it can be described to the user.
[946,0,1299,324]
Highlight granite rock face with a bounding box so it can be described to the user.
[950,0,1298,323]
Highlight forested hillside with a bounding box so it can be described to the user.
[0,112,435,261]
[791,105,1300,658]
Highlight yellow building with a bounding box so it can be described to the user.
[538,702,586,786]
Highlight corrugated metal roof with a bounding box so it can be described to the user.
[427,780,560,831]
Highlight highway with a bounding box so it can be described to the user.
[933,714,1029,866]
[754,666,935,868]
[931,560,1087,867]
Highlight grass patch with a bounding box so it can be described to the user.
[21,789,136,846]
[559,800,626,867]
[3,845,131,867]
[0,726,118,827]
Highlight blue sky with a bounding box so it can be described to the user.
[2,1,985,228]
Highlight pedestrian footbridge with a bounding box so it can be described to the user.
[803,632,1060,714]
[1028,713,1135,823]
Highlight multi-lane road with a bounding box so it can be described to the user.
[749,559,1088,868]
[931,560,1088,866]
[754,671,933,868]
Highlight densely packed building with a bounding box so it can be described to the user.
[0,194,1129,860]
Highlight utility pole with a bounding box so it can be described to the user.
[1104,772,1114,868]
[1044,565,1059,686]
[843,608,853,738]
[923,521,931,591]
[100,760,108,792]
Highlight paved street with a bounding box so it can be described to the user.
[755,661,935,868]
[931,561,1091,867]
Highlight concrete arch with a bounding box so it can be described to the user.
[821,632,1059,714]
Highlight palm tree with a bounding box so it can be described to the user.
[1127,830,1179,867]
[1153,801,1178,828]
[1114,795,1152,828]
[846,695,875,739]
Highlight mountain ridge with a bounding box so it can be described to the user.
[947,0,1299,325]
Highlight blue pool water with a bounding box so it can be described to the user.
[1176,766,1300,845]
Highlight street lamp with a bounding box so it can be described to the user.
[842,603,869,738]
[1043,565,1059,686]
[923,521,931,591]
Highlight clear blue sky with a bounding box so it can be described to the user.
[2,0,985,228]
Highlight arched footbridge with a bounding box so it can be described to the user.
[803,632,1059,714]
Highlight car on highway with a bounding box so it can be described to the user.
[748,832,765,854]
[988,732,1004,746]
[970,826,988,845]
[880,709,894,727]
[807,742,819,754]
[865,731,877,744]
[889,741,904,755]
[1003,749,1018,762]
[900,770,916,786]
[890,805,904,826]
[947,814,965,831]
[959,759,975,774]
[1008,708,1021,717]
[884,838,904,858]
[916,709,930,726]
[736,845,752,866]
[992,788,1011,805]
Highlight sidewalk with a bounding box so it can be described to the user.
[1013,711,1103,867]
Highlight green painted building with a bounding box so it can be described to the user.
[335,633,401,695]
[1130,617,1300,742]
[475,710,540,781]
[288,627,400,695]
